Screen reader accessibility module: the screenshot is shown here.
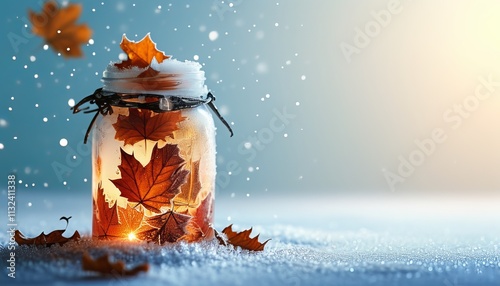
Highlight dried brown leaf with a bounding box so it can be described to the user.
[82,252,149,276]
[15,229,80,247]
[220,224,269,251]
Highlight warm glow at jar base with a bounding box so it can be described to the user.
[128,232,137,241]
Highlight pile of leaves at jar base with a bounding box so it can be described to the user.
[15,217,269,276]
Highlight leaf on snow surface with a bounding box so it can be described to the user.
[82,252,149,276]
[15,229,80,247]
[219,224,269,251]
[15,217,80,246]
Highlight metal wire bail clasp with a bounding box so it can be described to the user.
[72,89,234,144]
[205,92,234,137]
[71,88,117,144]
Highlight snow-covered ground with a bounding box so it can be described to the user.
[1,191,499,286]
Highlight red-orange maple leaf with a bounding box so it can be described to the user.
[82,252,149,276]
[93,184,119,239]
[115,33,170,69]
[112,108,185,147]
[220,225,269,251]
[28,1,92,58]
[94,184,144,240]
[136,210,191,244]
[111,144,189,213]
[173,159,202,212]
[112,204,144,237]
[183,192,214,242]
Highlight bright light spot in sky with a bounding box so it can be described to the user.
[59,138,68,147]
[208,31,219,41]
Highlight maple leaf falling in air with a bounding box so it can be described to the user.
[136,210,191,244]
[28,0,92,58]
[111,144,189,213]
[173,159,202,212]
[112,108,185,147]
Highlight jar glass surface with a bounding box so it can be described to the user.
[91,94,216,243]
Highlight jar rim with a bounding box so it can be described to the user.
[101,60,208,98]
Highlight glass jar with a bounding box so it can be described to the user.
[85,61,220,244]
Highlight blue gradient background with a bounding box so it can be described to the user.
[2,0,500,199]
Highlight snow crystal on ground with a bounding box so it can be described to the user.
[1,193,499,285]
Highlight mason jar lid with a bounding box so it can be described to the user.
[102,58,208,98]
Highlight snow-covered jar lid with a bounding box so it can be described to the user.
[102,58,208,99]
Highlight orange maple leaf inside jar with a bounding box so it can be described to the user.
[83,33,229,244]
